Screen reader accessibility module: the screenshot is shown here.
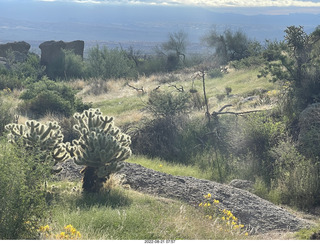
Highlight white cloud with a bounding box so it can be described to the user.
[36,0,320,7]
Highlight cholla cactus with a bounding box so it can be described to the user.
[5,120,69,165]
[65,108,131,192]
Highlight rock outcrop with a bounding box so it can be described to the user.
[39,40,84,78]
[0,41,30,66]
[0,41,30,58]
[55,160,310,234]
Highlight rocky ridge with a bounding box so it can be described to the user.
[55,159,310,234]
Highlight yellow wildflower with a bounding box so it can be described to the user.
[221,217,225,221]
[39,225,50,232]
[213,199,219,204]
[199,202,203,207]
[245,232,249,236]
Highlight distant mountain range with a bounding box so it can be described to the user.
[1,1,319,54]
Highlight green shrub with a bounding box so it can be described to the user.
[0,72,24,90]
[233,113,285,185]
[0,52,44,89]
[131,116,186,162]
[145,90,191,118]
[208,68,223,79]
[298,103,320,159]
[63,49,87,80]
[0,96,14,136]
[270,140,320,209]
[137,56,167,75]
[0,142,49,239]
[86,46,138,79]
[130,90,192,162]
[19,77,90,118]
[13,53,45,84]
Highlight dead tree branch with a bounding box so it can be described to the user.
[169,84,184,92]
[127,83,146,95]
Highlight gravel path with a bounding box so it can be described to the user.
[55,160,310,234]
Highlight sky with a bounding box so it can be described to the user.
[32,0,320,14]
[35,0,320,7]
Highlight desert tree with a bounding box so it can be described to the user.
[161,30,188,62]
[203,28,252,64]
[259,26,320,114]
[156,30,189,71]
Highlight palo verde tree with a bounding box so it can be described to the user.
[65,108,131,193]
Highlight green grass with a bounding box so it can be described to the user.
[128,155,212,180]
[44,182,251,240]
[93,96,145,116]
[91,67,278,124]
[181,68,274,97]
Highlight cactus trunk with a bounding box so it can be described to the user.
[81,166,106,193]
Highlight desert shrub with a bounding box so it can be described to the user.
[131,90,191,162]
[86,46,138,79]
[137,55,167,75]
[166,53,180,71]
[270,140,320,209]
[189,90,205,110]
[145,90,191,118]
[0,71,24,90]
[208,68,223,79]
[19,77,90,118]
[298,103,320,159]
[0,52,44,88]
[225,86,232,95]
[57,116,79,143]
[180,115,236,181]
[233,113,285,185]
[157,73,180,84]
[0,142,49,239]
[63,49,87,80]
[229,55,264,69]
[13,53,45,84]
[130,116,188,162]
[0,96,14,136]
[215,94,226,102]
[86,78,109,95]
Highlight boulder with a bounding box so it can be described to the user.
[117,162,310,234]
[39,40,84,79]
[54,159,311,234]
[0,41,30,58]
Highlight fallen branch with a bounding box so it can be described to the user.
[169,84,184,92]
[211,104,268,116]
[127,83,146,94]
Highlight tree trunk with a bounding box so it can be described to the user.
[81,166,106,193]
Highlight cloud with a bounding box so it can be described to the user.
[36,0,320,8]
